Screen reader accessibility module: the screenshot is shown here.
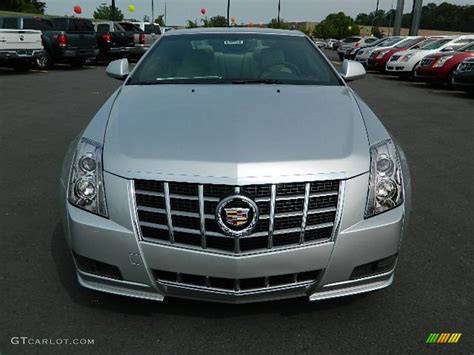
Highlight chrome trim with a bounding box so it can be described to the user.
[127,180,162,292]
[134,180,341,254]
[299,182,311,244]
[215,194,259,237]
[267,184,276,248]
[198,184,206,249]
[163,182,174,243]
[330,180,346,241]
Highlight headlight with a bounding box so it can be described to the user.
[401,54,414,62]
[433,55,453,68]
[68,138,108,217]
[376,50,390,59]
[365,139,403,218]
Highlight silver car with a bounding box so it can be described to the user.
[60,28,411,303]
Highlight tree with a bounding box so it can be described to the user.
[93,4,124,21]
[267,18,290,29]
[155,15,165,26]
[186,19,198,28]
[355,3,474,32]
[314,12,359,39]
[202,15,227,27]
[0,0,46,14]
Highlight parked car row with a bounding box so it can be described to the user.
[0,15,163,71]
[343,33,474,93]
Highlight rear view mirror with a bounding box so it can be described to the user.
[341,60,366,81]
[106,58,129,80]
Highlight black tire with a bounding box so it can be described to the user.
[36,51,53,70]
[12,62,31,72]
[70,58,86,68]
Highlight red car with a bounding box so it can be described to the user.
[415,42,474,84]
[367,37,429,72]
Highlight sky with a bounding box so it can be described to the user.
[43,0,473,26]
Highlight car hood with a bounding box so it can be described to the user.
[400,48,438,57]
[103,85,370,185]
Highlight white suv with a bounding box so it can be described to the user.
[386,35,474,77]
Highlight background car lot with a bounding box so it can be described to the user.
[0,50,472,353]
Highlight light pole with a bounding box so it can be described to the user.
[227,0,231,26]
[151,0,155,23]
[277,0,281,28]
[111,0,116,21]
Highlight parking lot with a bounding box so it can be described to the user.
[1,50,473,353]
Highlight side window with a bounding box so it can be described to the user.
[96,24,110,33]
[145,24,161,34]
[1,17,19,29]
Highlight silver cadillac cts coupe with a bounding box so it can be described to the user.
[60,28,411,303]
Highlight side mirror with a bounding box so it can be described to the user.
[442,46,454,52]
[106,58,129,80]
[341,60,366,81]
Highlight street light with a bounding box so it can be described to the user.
[277,0,281,28]
[227,0,231,26]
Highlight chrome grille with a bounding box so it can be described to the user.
[420,58,435,67]
[153,269,322,292]
[459,62,474,72]
[134,180,341,254]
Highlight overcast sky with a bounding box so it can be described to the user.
[44,0,473,25]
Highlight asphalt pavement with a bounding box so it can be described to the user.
[1,52,473,354]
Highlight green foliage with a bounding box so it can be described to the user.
[267,18,290,29]
[372,26,383,37]
[355,3,474,32]
[93,4,124,21]
[186,19,198,28]
[155,15,165,26]
[314,12,360,39]
[0,0,45,14]
[202,15,227,27]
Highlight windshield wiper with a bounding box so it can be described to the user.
[229,79,286,84]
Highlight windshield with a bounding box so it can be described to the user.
[366,38,388,47]
[381,36,403,47]
[458,43,474,52]
[420,38,452,50]
[395,37,421,48]
[128,33,341,86]
[342,37,361,43]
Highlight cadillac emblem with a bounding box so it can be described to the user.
[216,194,259,237]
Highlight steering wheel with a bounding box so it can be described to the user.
[260,62,300,78]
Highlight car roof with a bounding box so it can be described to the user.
[163,27,306,37]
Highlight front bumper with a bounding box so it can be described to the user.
[60,170,409,303]
[385,62,412,75]
[414,66,448,81]
[452,71,474,87]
